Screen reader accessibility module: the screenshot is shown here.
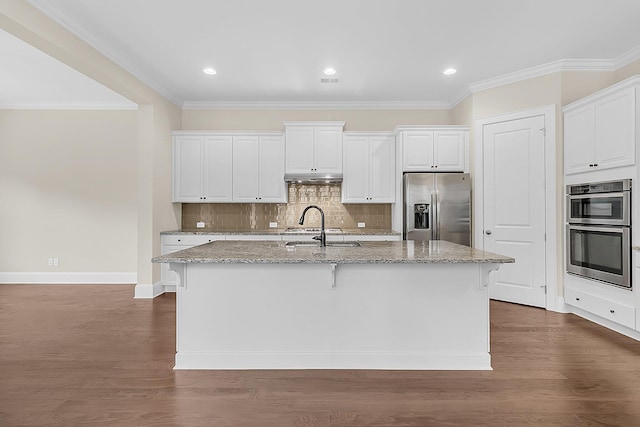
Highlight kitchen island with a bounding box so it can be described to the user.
[152,240,513,370]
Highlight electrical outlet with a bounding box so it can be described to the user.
[269,222,278,228]
[196,221,205,228]
[357,222,366,228]
[48,258,53,266]
[53,258,59,267]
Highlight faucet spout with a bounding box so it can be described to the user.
[298,205,326,247]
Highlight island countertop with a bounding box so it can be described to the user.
[152,240,514,265]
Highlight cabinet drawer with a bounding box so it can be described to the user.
[565,287,635,329]
[349,234,401,241]
[162,235,224,246]
[225,235,282,241]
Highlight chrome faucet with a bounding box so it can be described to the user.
[298,205,326,247]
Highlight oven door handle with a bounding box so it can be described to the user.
[567,224,627,234]
[568,192,628,200]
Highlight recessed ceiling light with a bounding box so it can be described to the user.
[203,67,217,75]
[443,68,457,75]
[323,67,337,76]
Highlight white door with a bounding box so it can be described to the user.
[258,135,286,202]
[433,131,465,171]
[232,135,260,202]
[483,116,546,308]
[402,131,434,171]
[203,136,233,202]
[342,136,369,202]
[369,136,395,202]
[173,135,203,202]
[314,126,343,174]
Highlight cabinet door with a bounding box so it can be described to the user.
[285,126,315,173]
[402,131,434,171]
[433,131,465,171]
[203,136,233,202]
[173,136,203,202]
[369,136,395,202]
[342,136,369,203]
[564,104,596,175]
[232,136,260,202]
[595,86,636,170]
[258,135,287,202]
[314,127,343,174]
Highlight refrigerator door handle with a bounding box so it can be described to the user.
[431,192,438,240]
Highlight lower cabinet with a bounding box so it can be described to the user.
[565,286,635,330]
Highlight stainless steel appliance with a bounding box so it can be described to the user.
[403,173,471,245]
[566,179,632,288]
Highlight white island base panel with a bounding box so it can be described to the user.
[172,262,497,370]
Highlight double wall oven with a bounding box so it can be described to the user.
[566,179,632,288]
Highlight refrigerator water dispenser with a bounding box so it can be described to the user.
[414,204,429,229]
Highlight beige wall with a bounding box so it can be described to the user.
[182,108,452,131]
[2,2,182,286]
[615,58,640,82]
[0,109,137,272]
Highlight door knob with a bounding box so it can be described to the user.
[485,230,492,235]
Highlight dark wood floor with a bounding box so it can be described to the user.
[2,285,640,426]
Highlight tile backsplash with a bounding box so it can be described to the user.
[181,184,391,230]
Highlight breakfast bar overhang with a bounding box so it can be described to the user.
[152,240,514,370]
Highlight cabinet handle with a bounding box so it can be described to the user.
[177,239,181,242]
[610,309,615,314]
[575,297,580,301]
[593,164,598,167]
[588,164,593,167]
[434,165,438,168]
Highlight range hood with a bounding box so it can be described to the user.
[284,173,343,184]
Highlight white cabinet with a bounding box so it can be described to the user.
[564,81,637,175]
[399,128,467,172]
[232,135,286,203]
[342,132,395,203]
[173,131,285,204]
[173,135,233,202]
[565,285,635,330]
[284,122,345,175]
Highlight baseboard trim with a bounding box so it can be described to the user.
[174,351,492,370]
[134,281,166,299]
[0,272,136,284]
[568,306,640,341]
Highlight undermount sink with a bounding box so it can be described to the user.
[285,241,361,248]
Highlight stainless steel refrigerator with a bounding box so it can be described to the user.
[403,173,471,245]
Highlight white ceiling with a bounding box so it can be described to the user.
[9,0,640,109]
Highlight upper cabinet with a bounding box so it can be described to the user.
[232,134,286,203]
[284,122,345,175]
[563,77,638,175]
[397,127,468,172]
[342,132,395,203]
[173,134,233,202]
[172,131,286,203]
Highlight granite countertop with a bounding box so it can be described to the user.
[161,229,402,236]
[152,240,514,265]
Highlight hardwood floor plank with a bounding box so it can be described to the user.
[2,284,640,426]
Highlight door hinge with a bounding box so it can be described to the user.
[540,127,546,136]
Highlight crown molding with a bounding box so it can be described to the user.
[182,100,452,110]
[468,59,616,94]
[468,45,640,95]
[614,44,640,69]
[27,0,182,107]
[0,102,138,110]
